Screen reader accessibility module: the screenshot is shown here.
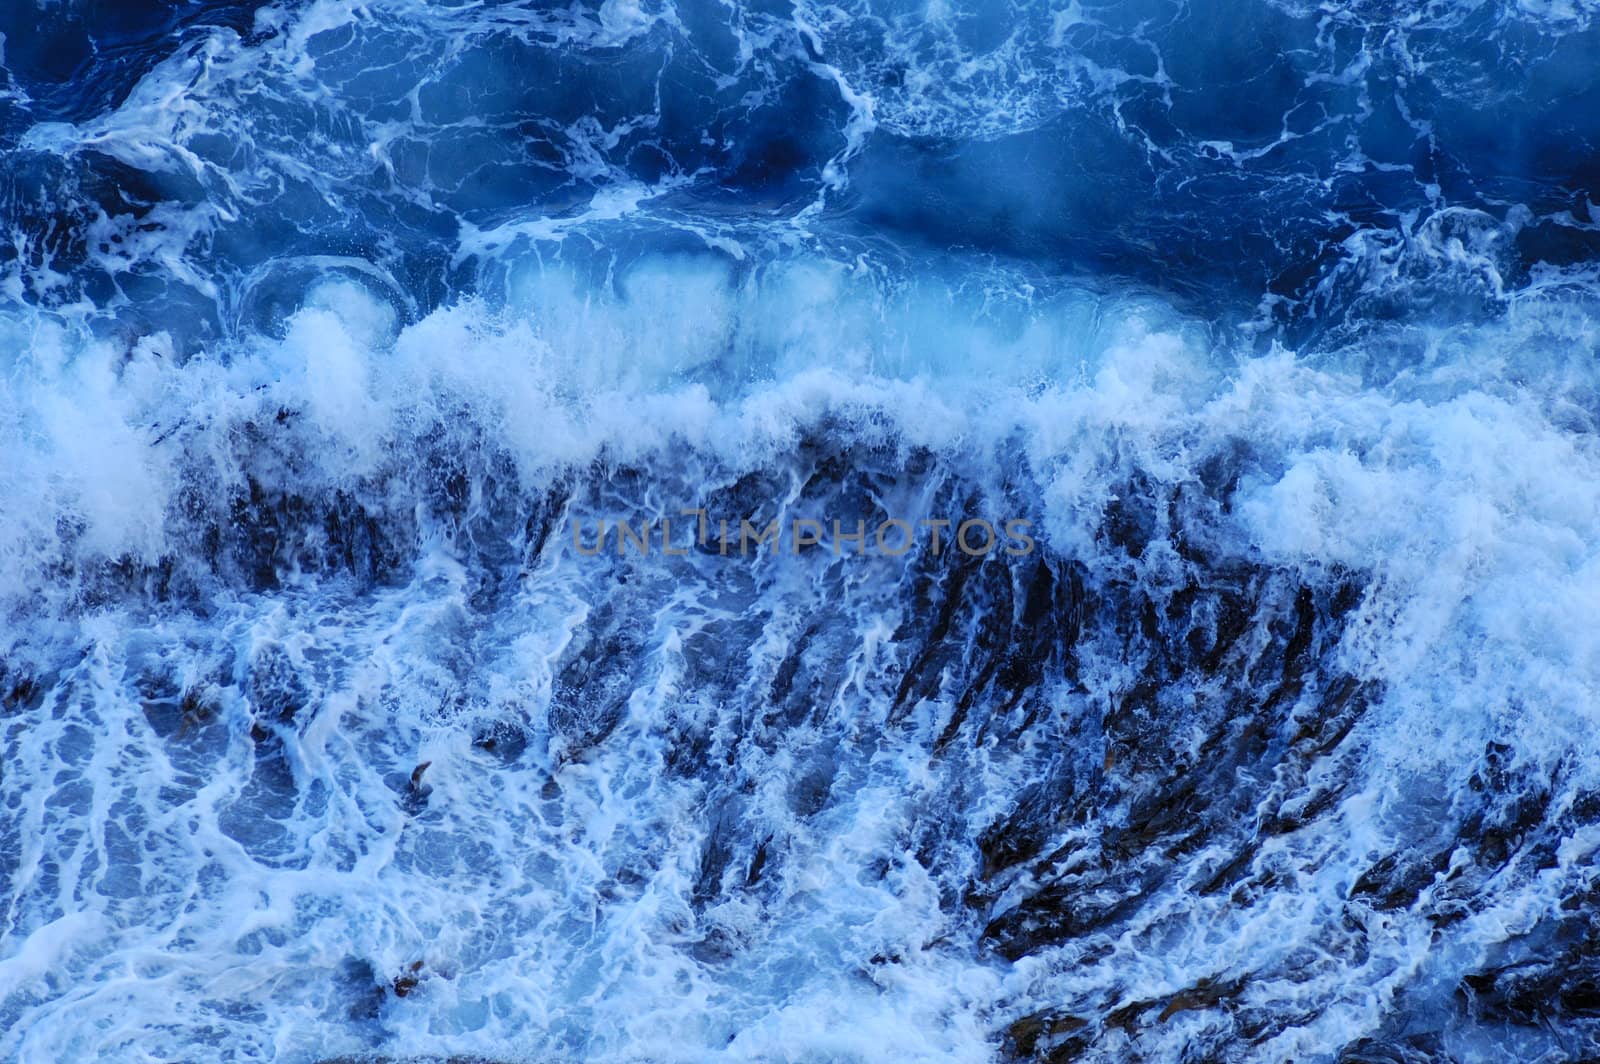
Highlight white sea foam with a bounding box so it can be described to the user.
[5,0,1600,1059]
[2,247,1599,1061]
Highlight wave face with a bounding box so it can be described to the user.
[4,2,1600,1061]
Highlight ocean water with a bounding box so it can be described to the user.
[2,1,1600,1061]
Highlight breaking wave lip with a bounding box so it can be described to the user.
[4,1,1600,1063]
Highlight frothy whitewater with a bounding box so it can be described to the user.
[3,1,1600,1061]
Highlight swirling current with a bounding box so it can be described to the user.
[3,1,1600,1061]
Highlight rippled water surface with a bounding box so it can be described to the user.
[3,1,1600,1061]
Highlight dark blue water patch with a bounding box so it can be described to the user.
[0,2,858,340]
[7,0,1600,356]
[839,120,1328,313]
[403,20,846,218]
[817,0,1600,335]
[1155,0,1328,147]
[0,0,275,133]
[1518,209,1600,273]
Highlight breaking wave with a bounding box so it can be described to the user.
[4,1,1600,1061]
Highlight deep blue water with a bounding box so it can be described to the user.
[3,1,1600,1061]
